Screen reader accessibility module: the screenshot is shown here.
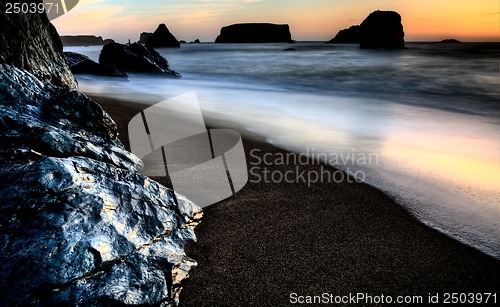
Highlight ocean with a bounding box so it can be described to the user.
[67,42,500,259]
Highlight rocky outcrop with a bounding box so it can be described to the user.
[99,43,181,77]
[145,24,180,48]
[0,1,198,305]
[439,39,461,43]
[61,35,115,46]
[326,25,360,44]
[64,52,128,78]
[0,0,76,88]
[359,11,405,49]
[139,32,153,44]
[215,23,292,43]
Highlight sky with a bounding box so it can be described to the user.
[52,0,499,43]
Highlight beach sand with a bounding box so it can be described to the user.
[90,94,500,306]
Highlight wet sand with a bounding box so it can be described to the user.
[90,94,500,306]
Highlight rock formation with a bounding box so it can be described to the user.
[0,0,76,88]
[60,35,115,46]
[0,1,198,305]
[139,32,153,45]
[326,25,360,44]
[99,43,181,77]
[145,24,180,48]
[65,52,128,77]
[359,11,405,49]
[215,23,292,43]
[439,39,461,43]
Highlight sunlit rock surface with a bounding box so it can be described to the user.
[0,64,201,305]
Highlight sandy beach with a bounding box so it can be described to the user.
[90,94,500,306]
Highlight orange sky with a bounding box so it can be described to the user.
[52,0,499,42]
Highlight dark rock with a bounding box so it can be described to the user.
[0,2,198,305]
[145,24,180,48]
[0,0,77,88]
[326,25,360,44]
[64,52,128,78]
[180,40,187,44]
[99,43,181,77]
[439,39,461,43]
[283,48,296,51]
[60,35,115,46]
[193,39,201,44]
[359,11,405,49]
[0,65,200,305]
[215,23,292,43]
[139,32,153,45]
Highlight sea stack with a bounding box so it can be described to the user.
[145,23,180,48]
[60,35,115,46]
[326,25,360,44]
[359,11,405,49]
[215,23,292,43]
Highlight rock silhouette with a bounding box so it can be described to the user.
[61,35,115,46]
[139,32,153,44]
[145,24,180,48]
[99,43,181,77]
[359,11,405,49]
[326,25,360,44]
[215,23,292,43]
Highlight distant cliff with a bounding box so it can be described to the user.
[61,35,115,46]
[215,23,292,43]
[326,25,360,44]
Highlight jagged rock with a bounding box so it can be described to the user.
[99,43,181,77]
[192,39,201,44]
[61,35,115,46]
[215,23,292,43]
[0,65,201,305]
[139,32,153,45]
[326,25,360,44]
[0,2,198,305]
[180,40,187,44]
[439,39,461,43]
[359,11,405,49]
[64,52,128,78]
[145,24,180,48]
[0,0,77,88]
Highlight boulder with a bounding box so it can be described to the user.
[0,1,198,305]
[326,25,360,44]
[99,43,181,77]
[60,35,115,46]
[0,0,76,88]
[64,52,128,78]
[139,32,153,45]
[192,39,201,44]
[145,24,180,48]
[215,23,292,43]
[359,11,405,49]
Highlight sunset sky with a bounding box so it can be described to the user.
[52,0,499,43]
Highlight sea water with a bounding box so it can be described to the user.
[67,42,500,259]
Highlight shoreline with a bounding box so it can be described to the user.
[89,94,500,305]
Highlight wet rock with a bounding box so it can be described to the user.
[359,11,405,49]
[64,52,128,78]
[0,0,77,88]
[145,24,180,48]
[0,63,200,306]
[61,35,115,46]
[326,25,360,44]
[215,23,292,43]
[99,43,181,77]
